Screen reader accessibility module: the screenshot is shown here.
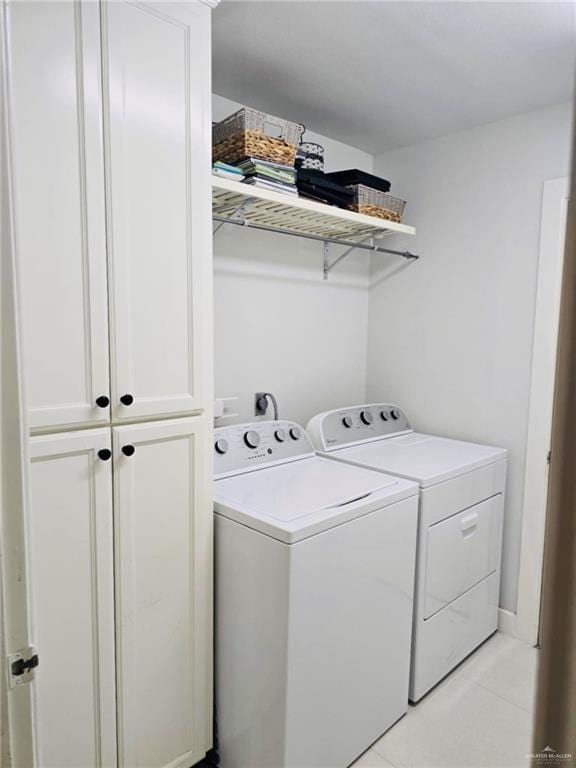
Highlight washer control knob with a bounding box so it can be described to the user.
[390,409,401,420]
[342,416,353,428]
[274,429,286,442]
[289,426,301,441]
[244,430,260,449]
[360,410,374,425]
[381,410,389,421]
[215,438,229,455]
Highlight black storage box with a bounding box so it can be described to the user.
[324,169,391,193]
[296,169,354,206]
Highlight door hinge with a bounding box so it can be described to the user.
[547,450,552,465]
[8,646,38,688]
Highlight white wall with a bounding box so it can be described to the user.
[366,101,573,612]
[213,94,373,426]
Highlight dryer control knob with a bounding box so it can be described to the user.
[275,429,286,442]
[244,430,260,449]
[215,438,229,455]
[360,410,374,425]
[390,409,400,420]
[381,410,389,421]
[289,427,301,441]
[342,416,353,428]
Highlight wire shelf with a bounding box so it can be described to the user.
[212,177,415,243]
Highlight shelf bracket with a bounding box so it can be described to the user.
[323,242,330,280]
[212,198,252,236]
[323,236,373,280]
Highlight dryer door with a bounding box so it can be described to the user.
[424,495,502,619]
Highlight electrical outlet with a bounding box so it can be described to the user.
[254,392,268,416]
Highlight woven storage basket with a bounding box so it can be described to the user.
[213,108,304,167]
[347,184,406,223]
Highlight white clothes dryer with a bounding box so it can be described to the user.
[307,404,507,702]
[213,420,419,767]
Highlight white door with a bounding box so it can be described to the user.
[6,1,111,431]
[424,496,501,619]
[102,1,212,423]
[113,416,212,768]
[26,429,117,767]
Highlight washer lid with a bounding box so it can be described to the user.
[330,433,507,488]
[214,455,417,543]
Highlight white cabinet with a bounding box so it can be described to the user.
[7,1,110,431]
[113,417,212,768]
[24,417,212,768]
[102,1,212,423]
[8,0,212,430]
[3,1,214,766]
[27,430,117,768]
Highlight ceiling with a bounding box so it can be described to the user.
[212,1,576,154]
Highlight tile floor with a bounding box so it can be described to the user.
[352,632,538,768]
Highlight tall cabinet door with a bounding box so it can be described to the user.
[27,430,117,767]
[6,1,111,431]
[102,1,212,423]
[113,417,212,768]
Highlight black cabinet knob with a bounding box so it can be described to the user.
[97,448,112,461]
[120,394,134,406]
[95,395,110,408]
[122,444,135,457]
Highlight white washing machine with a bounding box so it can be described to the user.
[307,404,507,703]
[213,420,419,768]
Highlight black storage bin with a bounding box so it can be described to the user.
[296,169,354,206]
[325,169,391,193]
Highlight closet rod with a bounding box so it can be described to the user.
[212,214,419,260]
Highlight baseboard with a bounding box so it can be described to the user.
[498,608,517,637]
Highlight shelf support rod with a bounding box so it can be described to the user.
[212,214,420,266]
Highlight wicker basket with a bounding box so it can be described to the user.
[213,108,304,167]
[347,184,406,223]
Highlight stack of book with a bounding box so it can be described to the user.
[212,161,245,181]
[236,158,297,197]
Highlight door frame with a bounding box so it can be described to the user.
[516,177,569,646]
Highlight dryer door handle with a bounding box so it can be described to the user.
[461,512,479,535]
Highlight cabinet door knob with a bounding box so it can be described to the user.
[120,394,134,406]
[122,444,135,457]
[97,448,112,461]
[95,395,110,408]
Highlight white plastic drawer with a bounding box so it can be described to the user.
[424,495,502,619]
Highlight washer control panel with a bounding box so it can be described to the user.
[307,404,411,451]
[213,420,315,478]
